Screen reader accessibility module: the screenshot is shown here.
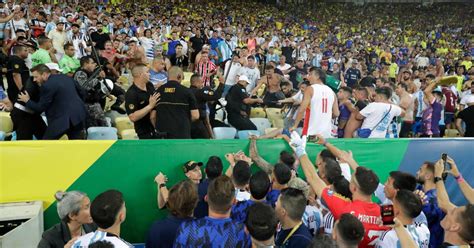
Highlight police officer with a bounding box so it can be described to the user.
[155,66,199,139]
[7,45,46,140]
[74,56,108,128]
[124,64,160,139]
[189,72,225,139]
[225,75,262,130]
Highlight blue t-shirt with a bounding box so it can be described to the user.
[231,200,256,223]
[338,103,351,138]
[194,179,210,219]
[146,215,193,248]
[174,217,251,248]
[209,37,223,50]
[149,70,168,86]
[275,224,312,248]
[266,189,281,208]
[167,40,181,56]
[416,185,445,248]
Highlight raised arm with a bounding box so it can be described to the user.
[249,137,273,175]
[446,156,474,204]
[154,172,169,209]
[434,159,457,213]
[314,135,360,171]
[291,86,313,131]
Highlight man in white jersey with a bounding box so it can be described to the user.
[376,190,430,248]
[292,67,339,138]
[356,87,405,138]
[73,190,132,248]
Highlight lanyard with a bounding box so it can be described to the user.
[282,222,302,245]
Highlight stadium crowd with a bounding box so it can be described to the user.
[0,0,472,140]
[39,134,474,248]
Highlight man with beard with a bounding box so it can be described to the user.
[415,161,445,248]
[90,22,110,51]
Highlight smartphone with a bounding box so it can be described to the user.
[381,204,395,225]
[307,135,319,143]
[441,153,450,180]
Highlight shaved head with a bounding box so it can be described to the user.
[131,64,147,78]
[168,66,184,82]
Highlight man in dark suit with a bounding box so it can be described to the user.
[17,64,87,140]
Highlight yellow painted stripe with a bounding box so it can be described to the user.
[0,141,115,209]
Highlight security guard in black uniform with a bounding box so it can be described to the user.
[225,75,262,130]
[155,66,199,139]
[189,72,225,139]
[124,64,160,139]
[7,45,47,140]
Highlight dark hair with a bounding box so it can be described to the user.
[279,151,295,168]
[375,87,392,99]
[280,81,292,88]
[459,204,474,243]
[340,86,353,95]
[394,189,422,219]
[233,161,251,187]
[273,163,291,185]
[426,74,436,79]
[175,43,183,49]
[355,86,369,97]
[90,190,124,229]
[308,234,337,248]
[207,175,235,214]
[80,55,95,67]
[249,171,271,200]
[354,167,379,196]
[320,149,336,162]
[37,36,50,46]
[279,188,306,221]
[12,45,26,55]
[398,83,408,91]
[190,73,201,85]
[309,67,326,83]
[389,171,417,191]
[336,213,365,247]
[333,176,352,199]
[31,64,51,74]
[265,64,274,70]
[88,240,114,248]
[167,180,198,218]
[245,202,278,242]
[325,159,342,184]
[205,156,223,180]
[64,43,74,51]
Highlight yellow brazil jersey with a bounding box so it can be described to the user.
[389,63,398,78]
[461,61,472,71]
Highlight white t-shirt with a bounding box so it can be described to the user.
[73,230,133,248]
[224,61,243,86]
[302,205,323,236]
[242,67,261,92]
[305,84,336,138]
[277,63,291,74]
[360,102,402,138]
[460,93,474,106]
[376,223,430,248]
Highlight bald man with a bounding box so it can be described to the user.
[155,66,199,139]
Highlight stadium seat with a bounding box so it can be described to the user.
[182,72,193,88]
[0,131,5,141]
[213,127,237,139]
[266,108,285,128]
[250,107,266,118]
[0,112,13,134]
[237,130,261,139]
[250,118,272,135]
[121,129,139,140]
[115,117,134,137]
[87,127,118,140]
[445,129,460,137]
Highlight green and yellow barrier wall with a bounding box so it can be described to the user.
[1,139,473,243]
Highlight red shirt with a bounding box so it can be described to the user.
[442,87,457,113]
[321,188,388,248]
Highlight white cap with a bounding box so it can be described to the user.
[238,75,250,84]
[45,63,63,72]
[129,37,139,43]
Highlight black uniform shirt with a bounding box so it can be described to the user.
[155,80,198,139]
[190,83,224,120]
[125,82,155,136]
[225,83,250,115]
[6,55,30,103]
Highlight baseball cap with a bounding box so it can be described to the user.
[183,161,203,173]
[238,75,250,84]
[296,57,304,62]
[45,63,63,72]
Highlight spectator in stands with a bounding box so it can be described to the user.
[155,66,199,139]
[245,202,278,247]
[416,161,445,248]
[195,156,223,218]
[38,191,96,248]
[146,180,198,248]
[47,21,66,61]
[59,43,80,77]
[73,190,131,247]
[344,60,361,88]
[288,177,323,236]
[231,170,271,223]
[149,56,168,88]
[124,64,160,139]
[195,51,217,88]
[31,36,55,67]
[275,188,313,247]
[169,43,189,70]
[337,86,353,138]
[225,75,262,131]
[421,76,443,137]
[230,160,252,202]
[333,213,365,248]
[456,97,474,137]
[434,158,474,247]
[267,163,292,208]
[17,64,86,139]
[174,175,251,247]
[376,190,430,247]
[396,83,415,137]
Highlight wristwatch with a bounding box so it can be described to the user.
[159,183,166,189]
[434,177,443,183]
